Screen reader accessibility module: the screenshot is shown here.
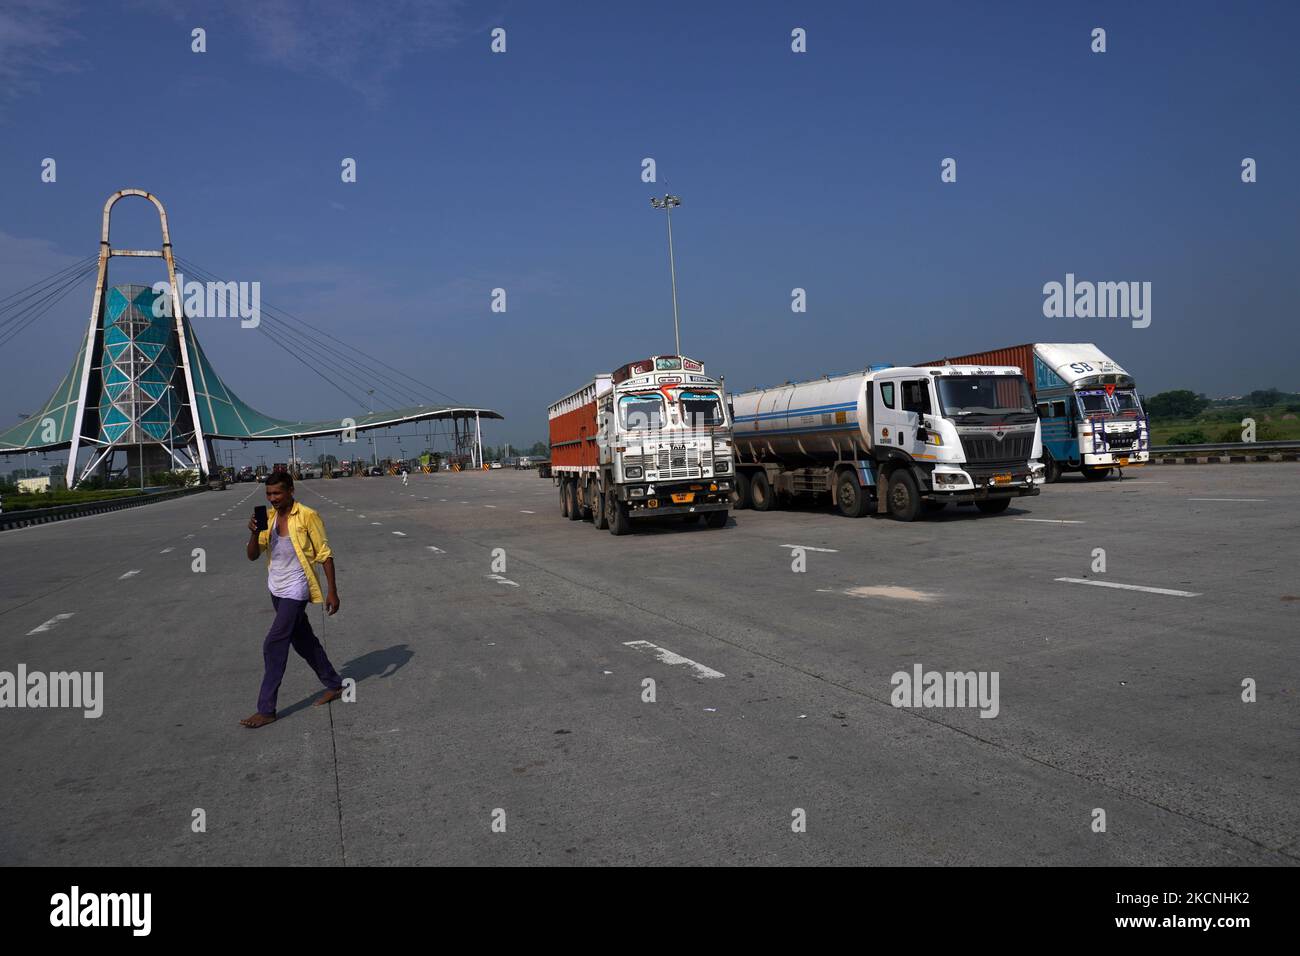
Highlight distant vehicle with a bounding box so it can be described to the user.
[730,363,1042,520]
[489,461,502,470]
[300,466,322,480]
[236,466,256,483]
[920,343,1148,482]
[368,466,383,477]
[549,354,732,534]
[514,456,532,469]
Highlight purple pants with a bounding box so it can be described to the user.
[257,595,342,716]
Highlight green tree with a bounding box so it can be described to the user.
[1146,389,1208,420]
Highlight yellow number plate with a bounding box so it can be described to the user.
[1117,457,1129,465]
[671,493,694,504]
[993,474,1012,485]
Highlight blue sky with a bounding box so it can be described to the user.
[1,0,1297,464]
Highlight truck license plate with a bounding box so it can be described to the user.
[993,474,1012,485]
[1117,457,1129,465]
[671,493,694,504]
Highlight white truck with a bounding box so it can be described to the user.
[730,364,1043,520]
[548,354,735,534]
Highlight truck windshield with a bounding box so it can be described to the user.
[619,394,665,430]
[678,390,724,427]
[1078,389,1143,417]
[936,376,1034,418]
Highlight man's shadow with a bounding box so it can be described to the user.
[277,644,414,719]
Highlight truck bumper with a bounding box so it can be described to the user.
[623,482,732,517]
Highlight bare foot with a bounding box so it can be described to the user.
[240,712,277,728]
[314,687,343,706]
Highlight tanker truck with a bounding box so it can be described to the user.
[920,344,1149,482]
[729,364,1042,520]
[548,354,734,534]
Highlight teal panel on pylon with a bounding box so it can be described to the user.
[103,382,128,402]
[139,380,169,401]
[102,404,130,426]
[105,324,130,349]
[106,287,129,322]
[104,364,129,386]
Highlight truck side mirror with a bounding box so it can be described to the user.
[916,426,928,443]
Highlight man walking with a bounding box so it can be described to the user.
[241,471,343,728]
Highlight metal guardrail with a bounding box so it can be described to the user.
[0,485,209,531]
[1150,440,1300,454]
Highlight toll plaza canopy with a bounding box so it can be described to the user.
[0,282,502,453]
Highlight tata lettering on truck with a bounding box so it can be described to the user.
[548,355,734,534]
[921,344,1148,482]
[729,364,1042,521]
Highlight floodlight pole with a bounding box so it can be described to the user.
[650,195,683,355]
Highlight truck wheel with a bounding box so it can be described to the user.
[566,479,582,520]
[1044,455,1062,484]
[582,481,598,521]
[734,472,752,510]
[835,471,868,518]
[975,497,1011,514]
[559,480,570,517]
[592,483,609,529]
[886,471,921,522]
[1082,466,1111,482]
[705,509,728,528]
[749,471,776,512]
[607,489,631,535]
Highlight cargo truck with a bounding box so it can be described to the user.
[548,354,734,534]
[730,364,1042,520]
[920,344,1148,482]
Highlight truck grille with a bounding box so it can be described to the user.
[656,444,700,479]
[1104,432,1135,449]
[960,434,1033,465]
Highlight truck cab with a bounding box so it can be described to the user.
[871,365,1044,512]
[1030,347,1150,481]
[595,355,734,531]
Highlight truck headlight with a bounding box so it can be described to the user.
[925,433,943,446]
[625,466,643,479]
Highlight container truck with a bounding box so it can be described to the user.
[548,354,734,535]
[920,344,1148,482]
[730,364,1042,520]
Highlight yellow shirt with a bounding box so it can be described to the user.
[257,500,333,604]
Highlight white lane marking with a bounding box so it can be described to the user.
[487,574,519,587]
[440,499,448,502]
[779,544,838,553]
[520,510,535,514]
[359,514,366,518]
[392,531,407,537]
[1055,577,1201,597]
[119,570,141,580]
[426,546,446,553]
[185,534,194,538]
[371,522,382,525]
[623,640,725,679]
[1013,518,1085,524]
[484,504,497,509]
[27,613,75,635]
[160,547,174,554]
[1187,498,1266,503]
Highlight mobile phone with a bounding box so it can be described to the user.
[254,505,268,531]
